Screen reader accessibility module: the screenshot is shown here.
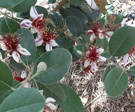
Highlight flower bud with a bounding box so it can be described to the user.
[37,62,47,73]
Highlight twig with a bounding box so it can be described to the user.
[0,10,19,22]
[52,0,68,12]
[16,63,34,90]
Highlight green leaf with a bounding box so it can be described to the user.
[66,16,83,37]
[60,84,84,112]
[56,36,74,50]
[129,66,135,77]
[35,6,48,18]
[49,12,64,29]
[9,0,37,12]
[0,0,23,8]
[101,36,108,50]
[106,9,114,15]
[70,0,85,6]
[0,80,20,105]
[9,58,25,71]
[104,67,128,98]
[73,44,87,58]
[67,7,88,25]
[37,82,66,104]
[0,88,45,112]
[79,4,92,14]
[0,17,20,35]
[103,65,115,81]
[0,61,13,92]
[16,28,37,65]
[114,14,123,24]
[33,48,72,84]
[81,32,90,43]
[109,26,135,56]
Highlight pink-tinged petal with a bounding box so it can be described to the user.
[21,71,27,79]
[30,6,39,20]
[84,60,90,68]
[44,110,49,112]
[38,14,44,20]
[98,56,107,62]
[123,54,129,64]
[35,36,43,46]
[12,51,21,63]
[46,43,52,51]
[31,27,38,34]
[23,82,31,88]
[98,33,104,39]
[86,51,90,55]
[90,34,96,42]
[1,43,7,51]
[20,20,32,28]
[106,31,113,37]
[17,45,31,56]
[96,48,104,55]
[91,62,97,72]
[87,30,93,35]
[46,97,56,103]
[50,39,58,47]
[46,103,57,110]
[39,90,44,95]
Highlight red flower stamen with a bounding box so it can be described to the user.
[129,46,135,55]
[41,29,58,45]
[14,76,25,82]
[31,17,47,32]
[87,23,102,36]
[2,34,20,54]
[86,47,99,62]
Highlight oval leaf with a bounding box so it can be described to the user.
[104,67,128,98]
[109,26,135,56]
[16,28,37,65]
[0,61,13,92]
[114,14,123,24]
[70,0,85,6]
[129,66,135,77]
[37,82,66,104]
[33,48,72,84]
[59,84,84,112]
[9,0,37,12]
[66,16,83,37]
[0,17,20,35]
[0,88,45,112]
[0,0,23,8]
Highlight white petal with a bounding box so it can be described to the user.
[96,48,104,55]
[46,97,56,103]
[106,31,113,37]
[21,71,27,79]
[46,43,52,51]
[31,27,38,34]
[50,39,58,47]
[123,54,129,64]
[90,34,96,42]
[30,6,39,20]
[98,33,104,39]
[23,82,31,88]
[44,110,49,112]
[1,43,7,51]
[20,20,32,28]
[12,51,21,63]
[35,37,43,46]
[17,46,31,56]
[85,0,99,10]
[86,51,90,55]
[84,60,90,68]
[91,62,97,72]
[39,90,44,95]
[46,103,57,110]
[98,56,107,62]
